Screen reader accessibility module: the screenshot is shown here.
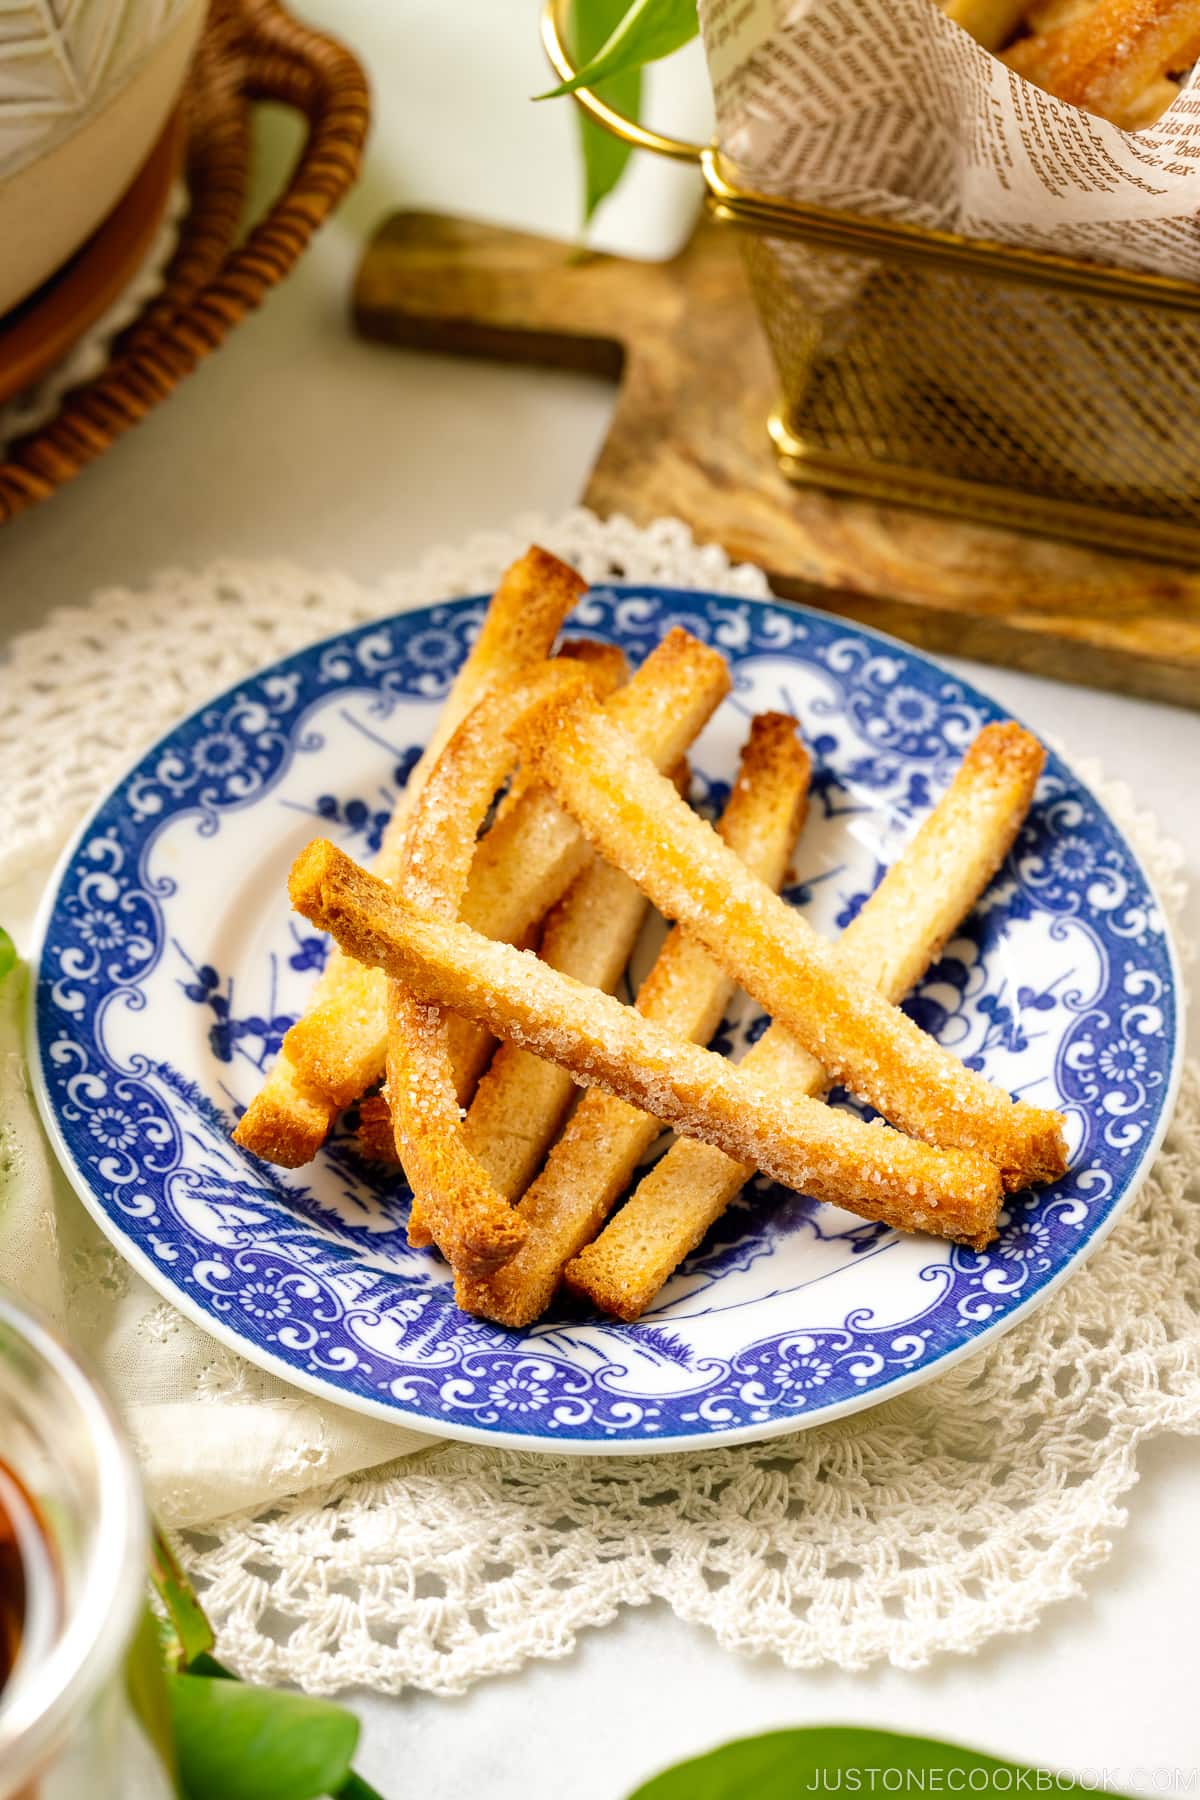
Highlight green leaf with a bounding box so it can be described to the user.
[150,1527,215,1668]
[628,1727,1140,1800]
[332,1777,388,1800]
[168,1673,360,1800]
[570,0,643,221]
[543,0,699,99]
[0,930,15,982]
[125,1603,181,1795]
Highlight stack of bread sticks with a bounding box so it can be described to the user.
[942,0,1200,129]
[234,547,1068,1327]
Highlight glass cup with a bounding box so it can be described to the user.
[0,1288,163,1800]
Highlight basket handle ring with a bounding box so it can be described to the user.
[540,0,706,164]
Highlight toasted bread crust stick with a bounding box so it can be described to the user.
[289,840,1006,1259]
[382,661,596,1273]
[511,689,1067,1192]
[567,721,1048,1320]
[396,629,731,1253]
[234,546,585,1165]
[1004,0,1200,131]
[457,712,812,1326]
[441,627,733,1105]
[362,761,687,1190]
[282,637,626,1118]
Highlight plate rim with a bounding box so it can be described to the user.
[26,584,1189,1457]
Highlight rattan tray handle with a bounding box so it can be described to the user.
[0,0,369,527]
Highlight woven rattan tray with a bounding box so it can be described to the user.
[0,0,368,526]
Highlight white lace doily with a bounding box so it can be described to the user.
[2,511,1197,1693]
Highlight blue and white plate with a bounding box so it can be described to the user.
[30,587,1184,1452]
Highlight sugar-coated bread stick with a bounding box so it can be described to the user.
[452,758,688,1200]
[356,662,636,1180]
[289,840,1006,1254]
[567,721,1047,1321]
[357,859,648,1184]
[358,763,688,1189]
[444,627,733,1101]
[284,636,625,1117]
[359,852,649,1189]
[384,661,597,1272]
[462,859,650,1199]
[1004,0,1200,129]
[234,546,584,1165]
[402,631,729,1250]
[512,688,1067,1192]
[457,713,813,1326]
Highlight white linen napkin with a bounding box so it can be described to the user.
[0,966,429,1527]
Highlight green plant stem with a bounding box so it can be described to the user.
[333,1777,387,1800]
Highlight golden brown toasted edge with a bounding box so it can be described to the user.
[604,625,732,739]
[355,1092,398,1164]
[1003,0,1200,128]
[387,985,527,1275]
[454,714,813,1328]
[556,638,629,688]
[724,710,812,817]
[232,1062,337,1167]
[563,719,1052,1322]
[511,687,1066,1189]
[288,841,1005,1248]
[962,717,1044,782]
[234,546,585,1166]
[469,545,586,673]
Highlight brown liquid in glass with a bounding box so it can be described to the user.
[0,1461,56,1800]
[0,1468,27,1699]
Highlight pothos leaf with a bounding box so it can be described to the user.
[543,0,699,100]
[570,0,643,222]
[167,1673,360,1800]
[125,1603,181,1795]
[0,930,15,982]
[627,1727,1139,1800]
[150,1527,214,1668]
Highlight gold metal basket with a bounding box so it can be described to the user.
[544,0,1200,562]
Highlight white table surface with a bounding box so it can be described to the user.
[2,4,1198,1794]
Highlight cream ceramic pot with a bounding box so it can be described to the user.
[0,0,206,319]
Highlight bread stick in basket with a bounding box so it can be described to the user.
[512,687,1067,1192]
[1004,0,1200,131]
[567,721,1047,1321]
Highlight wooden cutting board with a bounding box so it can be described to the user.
[355,210,1200,709]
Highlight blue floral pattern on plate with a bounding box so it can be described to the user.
[30,588,1183,1452]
